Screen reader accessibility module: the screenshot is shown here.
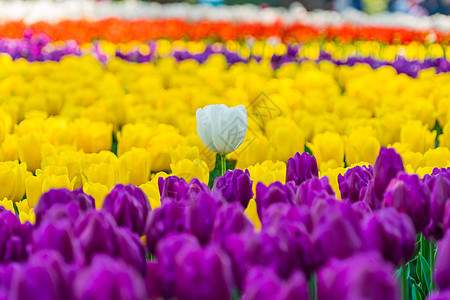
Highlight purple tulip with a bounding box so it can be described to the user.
[435,231,450,291]
[317,251,400,300]
[0,264,17,299]
[74,255,145,300]
[212,169,253,209]
[373,147,405,199]
[362,208,416,266]
[73,210,116,259]
[145,201,187,253]
[430,176,450,228]
[158,176,209,207]
[74,210,146,274]
[9,250,73,300]
[102,184,151,235]
[243,267,309,300]
[185,192,223,245]
[144,262,160,299]
[34,188,95,225]
[423,219,444,242]
[255,181,296,221]
[153,233,201,299]
[427,290,450,300]
[31,218,82,264]
[351,201,373,219]
[286,152,318,186]
[113,227,147,276]
[443,202,450,233]
[423,168,450,191]
[174,244,234,300]
[383,173,430,232]
[311,202,363,266]
[338,165,373,203]
[361,180,383,210]
[0,211,31,263]
[211,202,254,246]
[224,226,308,287]
[261,203,312,232]
[294,177,335,207]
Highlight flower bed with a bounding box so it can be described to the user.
[0,6,450,300]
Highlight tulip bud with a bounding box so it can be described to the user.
[213,169,253,209]
[74,255,146,300]
[435,231,450,291]
[294,177,335,207]
[362,208,416,266]
[286,152,318,186]
[243,267,309,300]
[102,184,151,235]
[373,147,405,199]
[338,165,373,203]
[196,104,247,155]
[383,173,430,232]
[9,250,72,300]
[307,131,345,169]
[212,203,254,246]
[317,252,400,300]
[255,181,296,220]
[0,161,27,202]
[174,245,234,300]
[117,148,151,186]
[345,133,380,166]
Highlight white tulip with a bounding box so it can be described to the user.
[196,104,247,155]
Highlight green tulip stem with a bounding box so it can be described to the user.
[430,241,435,291]
[220,154,226,176]
[402,265,409,300]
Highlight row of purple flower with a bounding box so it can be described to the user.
[1,33,449,78]
[1,148,450,299]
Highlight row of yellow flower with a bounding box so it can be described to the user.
[0,43,449,227]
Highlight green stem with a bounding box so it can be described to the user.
[309,273,317,300]
[220,154,226,176]
[430,241,436,291]
[402,265,409,300]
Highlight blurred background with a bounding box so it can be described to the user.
[133,0,450,15]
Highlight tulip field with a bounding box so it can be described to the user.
[1,2,450,300]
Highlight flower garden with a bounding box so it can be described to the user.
[0,2,450,300]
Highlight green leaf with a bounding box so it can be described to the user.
[411,285,423,300]
[419,254,431,293]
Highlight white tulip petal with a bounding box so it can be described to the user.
[196,107,218,153]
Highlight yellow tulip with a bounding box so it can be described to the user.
[170,145,200,165]
[400,120,436,153]
[401,151,425,172]
[82,162,117,189]
[235,134,270,169]
[0,161,27,202]
[265,117,305,162]
[73,118,113,153]
[423,147,450,168]
[345,133,380,166]
[245,199,261,230]
[117,148,151,186]
[0,197,14,212]
[320,167,346,199]
[307,131,345,168]
[17,133,42,172]
[439,122,450,148]
[170,158,209,184]
[0,134,19,162]
[140,173,169,209]
[82,182,110,209]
